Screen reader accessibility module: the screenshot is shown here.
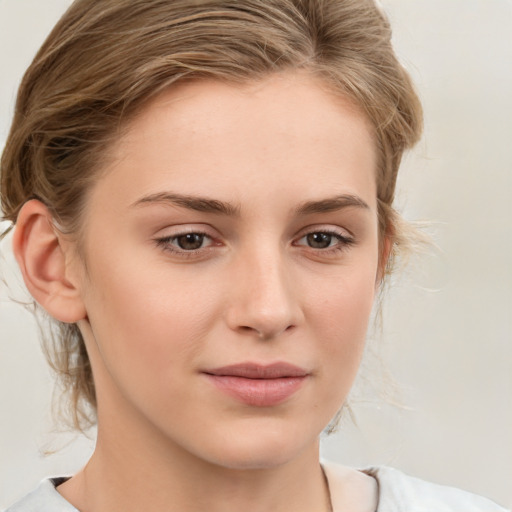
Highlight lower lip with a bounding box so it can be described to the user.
[205,374,307,407]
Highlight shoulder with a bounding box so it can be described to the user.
[5,478,77,512]
[322,461,510,512]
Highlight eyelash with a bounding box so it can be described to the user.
[293,229,355,255]
[154,228,355,258]
[154,231,217,258]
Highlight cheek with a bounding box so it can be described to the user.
[303,259,378,399]
[307,258,377,342]
[81,252,217,397]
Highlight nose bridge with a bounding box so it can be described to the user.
[227,242,301,339]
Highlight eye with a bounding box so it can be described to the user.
[154,231,215,254]
[304,232,337,249]
[294,229,354,252]
[174,233,208,250]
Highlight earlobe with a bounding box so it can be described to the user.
[12,199,87,323]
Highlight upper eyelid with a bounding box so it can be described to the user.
[155,230,215,243]
[154,224,219,237]
[294,224,354,239]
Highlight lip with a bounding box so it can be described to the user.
[202,362,309,407]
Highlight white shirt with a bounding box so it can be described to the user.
[5,463,509,512]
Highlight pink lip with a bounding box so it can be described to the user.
[203,362,309,407]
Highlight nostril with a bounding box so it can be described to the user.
[237,323,295,339]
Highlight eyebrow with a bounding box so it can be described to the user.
[130,192,241,216]
[130,191,370,217]
[295,194,370,215]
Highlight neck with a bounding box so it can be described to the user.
[58,419,330,512]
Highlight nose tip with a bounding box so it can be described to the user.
[225,255,302,340]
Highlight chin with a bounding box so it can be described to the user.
[191,417,321,471]
[208,447,299,471]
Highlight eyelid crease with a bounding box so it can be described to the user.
[294,222,356,240]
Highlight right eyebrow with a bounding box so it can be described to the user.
[129,192,241,217]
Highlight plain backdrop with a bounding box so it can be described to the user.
[1,0,511,509]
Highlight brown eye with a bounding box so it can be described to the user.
[294,229,355,254]
[176,233,206,250]
[155,230,217,256]
[306,232,334,249]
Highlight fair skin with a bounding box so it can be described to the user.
[14,72,384,512]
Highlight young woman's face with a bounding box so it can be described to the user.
[75,73,381,469]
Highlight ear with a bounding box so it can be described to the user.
[12,199,87,323]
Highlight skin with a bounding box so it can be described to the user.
[14,72,384,512]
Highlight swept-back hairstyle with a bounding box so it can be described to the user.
[1,0,422,429]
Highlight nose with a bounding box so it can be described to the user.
[224,248,303,340]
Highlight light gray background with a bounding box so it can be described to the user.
[1,0,511,508]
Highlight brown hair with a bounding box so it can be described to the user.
[0,0,422,430]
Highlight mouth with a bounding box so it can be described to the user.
[202,362,310,407]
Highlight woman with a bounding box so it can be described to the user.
[1,1,508,510]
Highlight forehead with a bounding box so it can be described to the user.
[97,72,377,212]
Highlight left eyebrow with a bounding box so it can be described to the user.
[295,194,370,215]
[129,192,241,216]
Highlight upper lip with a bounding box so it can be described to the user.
[204,362,309,379]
